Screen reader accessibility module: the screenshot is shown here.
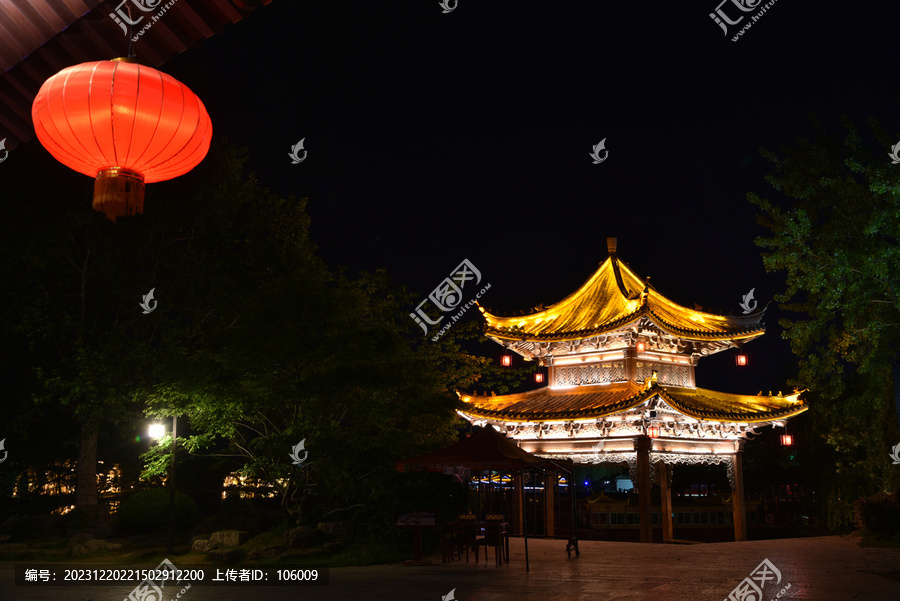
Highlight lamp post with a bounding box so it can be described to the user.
[149,416,177,554]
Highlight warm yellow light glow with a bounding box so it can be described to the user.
[481,256,765,348]
[148,423,165,439]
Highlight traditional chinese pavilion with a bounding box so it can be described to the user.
[459,238,808,542]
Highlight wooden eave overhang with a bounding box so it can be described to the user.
[459,381,808,424]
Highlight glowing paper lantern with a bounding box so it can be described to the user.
[501,354,512,367]
[648,426,659,439]
[780,434,793,446]
[534,372,544,383]
[736,354,748,366]
[31,58,212,221]
[636,340,646,353]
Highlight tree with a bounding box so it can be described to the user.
[0,139,320,511]
[749,114,900,525]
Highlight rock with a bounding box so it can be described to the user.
[283,526,317,549]
[66,532,93,551]
[262,545,286,558]
[323,541,343,554]
[317,521,351,537]
[246,549,261,561]
[0,542,28,551]
[207,548,243,563]
[209,530,249,547]
[71,539,122,556]
[191,539,214,552]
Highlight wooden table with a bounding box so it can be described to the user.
[396,511,438,566]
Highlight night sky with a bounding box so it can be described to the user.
[123,1,899,394]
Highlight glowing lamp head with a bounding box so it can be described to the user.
[501,354,512,367]
[636,340,646,353]
[534,372,544,383]
[781,434,793,446]
[648,425,660,439]
[736,354,748,366]
[31,58,212,221]
[148,423,165,439]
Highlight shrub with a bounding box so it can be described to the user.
[853,492,900,539]
[60,508,92,530]
[117,489,198,534]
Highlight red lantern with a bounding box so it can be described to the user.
[636,340,646,353]
[534,372,544,383]
[735,354,748,366]
[32,59,212,221]
[648,425,659,439]
[501,355,512,367]
[780,434,793,446]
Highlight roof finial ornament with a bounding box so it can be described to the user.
[607,237,617,255]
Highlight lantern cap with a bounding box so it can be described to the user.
[110,57,138,63]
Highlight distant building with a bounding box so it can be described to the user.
[459,238,808,542]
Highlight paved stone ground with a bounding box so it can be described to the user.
[1,535,898,601]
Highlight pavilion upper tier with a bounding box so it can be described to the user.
[479,238,765,371]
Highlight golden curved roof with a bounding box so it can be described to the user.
[459,381,807,424]
[482,253,765,342]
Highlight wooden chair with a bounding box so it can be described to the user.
[474,517,506,565]
[444,516,477,563]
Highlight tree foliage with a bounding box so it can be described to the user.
[749,114,900,524]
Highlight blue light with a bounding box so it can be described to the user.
[584,481,590,486]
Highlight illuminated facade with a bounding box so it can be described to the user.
[459,238,808,542]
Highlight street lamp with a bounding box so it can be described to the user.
[148,416,177,554]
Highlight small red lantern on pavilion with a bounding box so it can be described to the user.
[780,434,793,446]
[501,354,512,367]
[534,372,544,383]
[636,340,646,353]
[32,58,212,221]
[647,425,660,439]
[736,353,748,366]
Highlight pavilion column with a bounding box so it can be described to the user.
[636,436,652,543]
[731,445,747,541]
[544,470,555,537]
[512,472,523,535]
[658,461,673,542]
